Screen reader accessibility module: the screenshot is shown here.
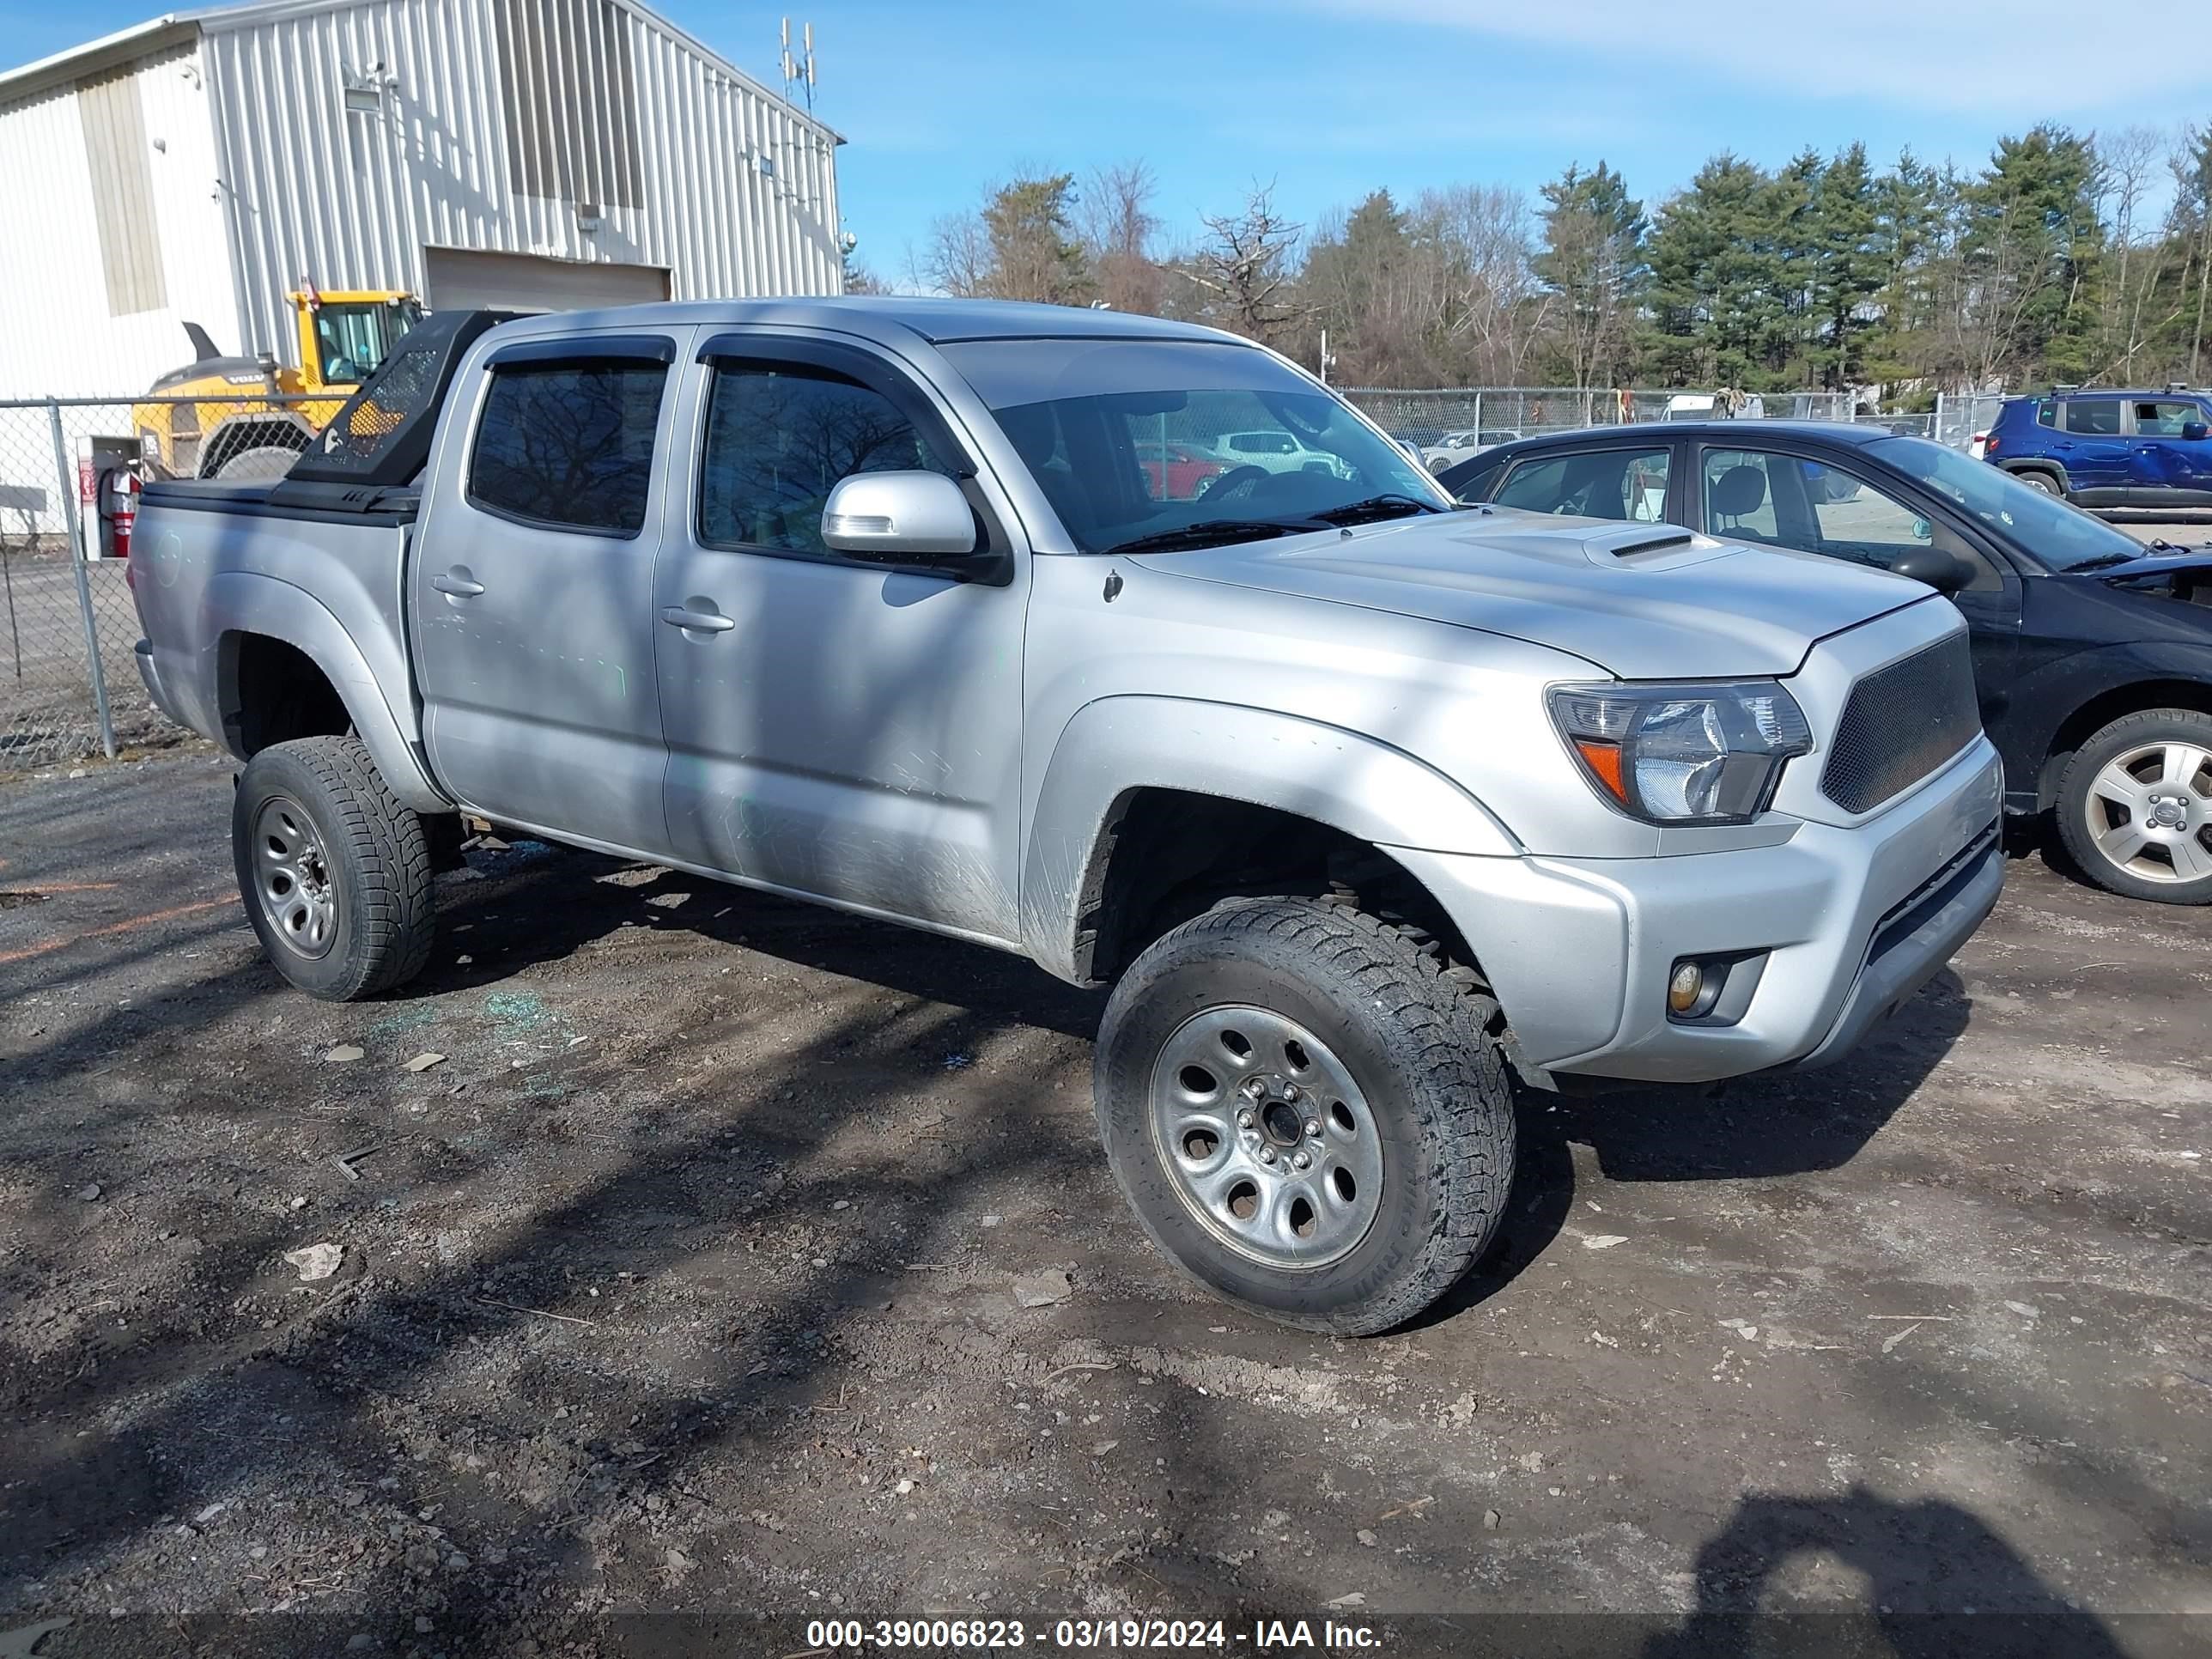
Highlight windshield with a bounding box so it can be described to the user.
[1868,435,2148,572]
[313,300,422,386]
[939,337,1449,553]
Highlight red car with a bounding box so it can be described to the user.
[1136,441,1226,501]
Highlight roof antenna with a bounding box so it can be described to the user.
[780,18,816,112]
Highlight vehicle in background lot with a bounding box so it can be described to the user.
[1443,424,2212,902]
[1983,389,2212,508]
[130,299,2003,1335]
[1421,428,1521,471]
[1209,428,1351,478]
[1969,430,1990,460]
[1133,440,1227,501]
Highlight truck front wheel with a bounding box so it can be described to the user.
[232,737,437,1000]
[1094,896,1515,1335]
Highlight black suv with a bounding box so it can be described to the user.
[1441,423,2212,904]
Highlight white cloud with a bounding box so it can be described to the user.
[1309,0,2212,116]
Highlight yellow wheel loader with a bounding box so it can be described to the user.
[134,287,422,479]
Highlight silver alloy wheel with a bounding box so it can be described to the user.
[2084,740,2212,884]
[252,793,339,958]
[1148,1005,1384,1270]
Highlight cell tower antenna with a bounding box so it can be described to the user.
[779,17,817,112]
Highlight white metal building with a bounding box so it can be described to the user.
[0,0,845,398]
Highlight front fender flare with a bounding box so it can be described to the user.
[206,573,451,813]
[1018,696,1516,981]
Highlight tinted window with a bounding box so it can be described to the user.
[2065,399,2122,435]
[1443,452,1510,502]
[2035,402,2057,428]
[469,360,667,535]
[2133,400,2201,436]
[1493,449,1669,521]
[699,366,953,556]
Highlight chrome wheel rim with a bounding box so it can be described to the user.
[252,793,339,958]
[1148,1005,1383,1271]
[2084,740,2212,884]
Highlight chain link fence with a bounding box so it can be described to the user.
[0,393,325,776]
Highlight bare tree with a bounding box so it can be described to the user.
[1417,184,1549,384]
[1183,183,1308,345]
[922,210,991,298]
[1079,161,1165,315]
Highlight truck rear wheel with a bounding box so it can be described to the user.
[1093,896,1515,1335]
[232,737,436,1000]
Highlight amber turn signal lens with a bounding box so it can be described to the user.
[1571,738,1629,805]
[1668,961,1705,1014]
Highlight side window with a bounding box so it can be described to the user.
[2064,399,2123,435]
[1795,459,2002,593]
[1702,450,1782,544]
[2035,402,2057,428]
[1445,453,1509,504]
[2133,400,2198,436]
[1493,449,1668,521]
[699,364,953,556]
[469,358,668,536]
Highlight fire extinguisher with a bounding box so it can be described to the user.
[96,465,140,561]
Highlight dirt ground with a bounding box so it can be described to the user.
[0,750,2206,1659]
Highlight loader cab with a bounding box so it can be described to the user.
[295,289,422,388]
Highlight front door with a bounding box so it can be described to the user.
[412,332,681,854]
[651,337,1030,941]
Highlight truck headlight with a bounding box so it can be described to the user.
[1547,680,1812,824]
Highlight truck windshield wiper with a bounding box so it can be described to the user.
[1307,494,1444,526]
[2064,551,2148,572]
[1101,519,1328,556]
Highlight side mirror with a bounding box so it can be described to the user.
[2183,422,2209,442]
[820,471,977,562]
[1888,545,1976,596]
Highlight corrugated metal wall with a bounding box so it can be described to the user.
[0,41,238,397]
[201,0,842,367]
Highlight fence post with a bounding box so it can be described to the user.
[49,398,116,759]
[1934,391,1946,446]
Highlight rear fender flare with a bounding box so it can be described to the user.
[207,572,450,812]
[1019,696,1516,981]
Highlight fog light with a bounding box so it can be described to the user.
[1668,960,1705,1014]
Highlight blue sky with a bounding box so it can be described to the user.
[12,0,2212,283]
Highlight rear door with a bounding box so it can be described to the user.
[411,330,681,854]
[650,332,1030,940]
[2053,398,2132,500]
[2125,398,2212,505]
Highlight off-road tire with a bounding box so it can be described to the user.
[232,737,437,999]
[211,444,303,482]
[2054,708,2212,905]
[1093,895,1516,1335]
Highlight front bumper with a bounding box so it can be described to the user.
[1387,736,2004,1085]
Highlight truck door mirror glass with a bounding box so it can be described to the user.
[821,471,978,562]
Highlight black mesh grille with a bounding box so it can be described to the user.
[1821,633,1980,814]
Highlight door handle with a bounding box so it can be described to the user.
[431,572,485,597]
[660,605,735,633]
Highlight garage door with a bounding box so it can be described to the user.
[422,248,672,313]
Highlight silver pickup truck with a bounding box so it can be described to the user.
[130,298,2003,1334]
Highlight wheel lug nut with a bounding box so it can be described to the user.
[1258,1146,1277,1164]
[1237,1109,1255,1129]
[1240,1078,1267,1100]
[1304,1118,1322,1139]
[1291,1152,1311,1170]
[1281,1085,1302,1103]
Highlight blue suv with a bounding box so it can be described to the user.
[1984,389,2212,507]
